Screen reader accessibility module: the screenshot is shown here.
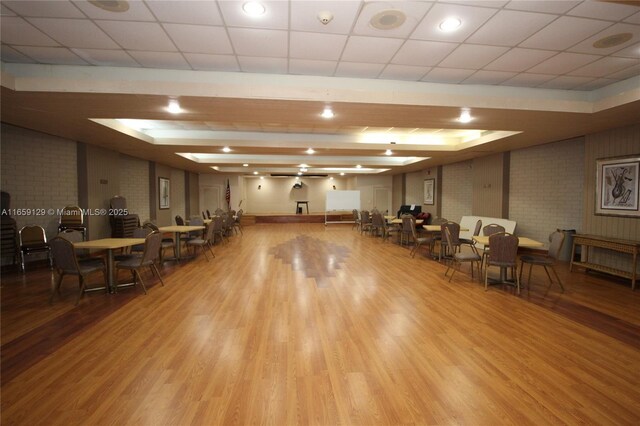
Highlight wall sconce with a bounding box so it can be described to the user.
[258,185,262,190]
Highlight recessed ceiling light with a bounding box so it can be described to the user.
[306,148,315,154]
[295,176,300,180]
[329,177,334,180]
[300,168,308,172]
[356,164,362,169]
[340,172,345,176]
[166,99,182,114]
[297,172,303,175]
[242,1,265,16]
[385,149,393,156]
[253,171,259,175]
[222,146,231,152]
[243,163,249,167]
[457,109,473,123]
[321,107,334,119]
[260,176,264,180]
[89,0,129,12]
[439,17,461,32]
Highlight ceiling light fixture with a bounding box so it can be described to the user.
[321,107,334,119]
[243,163,249,167]
[297,172,302,176]
[89,0,130,13]
[385,149,393,156]
[300,168,308,172]
[356,164,362,169]
[340,172,345,176]
[457,109,473,123]
[329,177,334,180]
[260,176,264,180]
[166,99,182,114]
[242,1,265,16]
[222,146,231,152]
[306,148,315,154]
[253,171,259,175]
[439,17,461,32]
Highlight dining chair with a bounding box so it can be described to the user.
[116,232,165,294]
[175,215,185,225]
[19,225,52,272]
[400,214,414,245]
[519,230,565,293]
[352,209,360,231]
[444,227,482,282]
[224,213,236,236]
[206,209,212,219]
[484,232,520,294]
[58,205,86,239]
[459,219,482,254]
[202,211,207,220]
[439,222,461,261]
[57,229,105,268]
[233,209,243,235]
[360,211,372,235]
[481,223,506,268]
[370,212,385,237]
[186,222,215,261]
[143,222,176,262]
[49,237,107,305]
[409,220,435,258]
[211,216,227,244]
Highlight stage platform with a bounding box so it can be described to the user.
[241,213,353,225]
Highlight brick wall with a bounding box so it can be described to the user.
[171,168,186,221]
[119,154,150,223]
[1,124,77,240]
[509,138,584,248]
[442,160,473,222]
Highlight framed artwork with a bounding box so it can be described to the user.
[595,156,639,217]
[424,178,435,205]
[159,177,170,210]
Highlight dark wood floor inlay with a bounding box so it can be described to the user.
[270,235,350,287]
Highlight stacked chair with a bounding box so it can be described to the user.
[109,196,139,238]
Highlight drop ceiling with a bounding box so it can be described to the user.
[1,0,639,176]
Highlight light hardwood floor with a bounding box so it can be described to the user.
[2,223,640,425]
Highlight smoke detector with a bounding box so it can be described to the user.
[370,9,406,30]
[318,11,333,25]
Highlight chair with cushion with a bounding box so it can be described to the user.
[484,232,520,294]
[400,214,414,245]
[143,221,175,262]
[57,229,105,268]
[360,211,372,234]
[352,209,360,231]
[224,213,236,236]
[210,215,227,244]
[214,208,225,216]
[459,219,482,254]
[109,196,139,238]
[444,227,482,282]
[206,210,212,219]
[58,205,87,239]
[19,225,52,272]
[439,221,461,261]
[519,230,565,292]
[481,223,506,268]
[116,232,165,294]
[186,222,215,261]
[49,237,107,305]
[370,212,385,237]
[409,220,436,258]
[233,209,243,235]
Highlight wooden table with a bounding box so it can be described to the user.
[423,225,469,232]
[159,225,205,260]
[391,218,423,225]
[570,234,640,290]
[74,238,145,292]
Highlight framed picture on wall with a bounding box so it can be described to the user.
[595,155,640,217]
[159,177,170,210]
[424,178,435,205]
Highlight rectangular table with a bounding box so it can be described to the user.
[570,234,639,290]
[158,225,205,260]
[391,218,424,225]
[73,238,145,292]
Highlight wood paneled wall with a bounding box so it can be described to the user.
[472,153,510,218]
[582,124,640,272]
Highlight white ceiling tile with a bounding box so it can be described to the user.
[438,0,507,7]
[568,56,639,78]
[290,1,361,35]
[219,0,288,30]
[411,4,497,43]
[574,78,618,91]
[538,75,596,90]
[163,24,233,55]
[567,1,638,21]
[341,36,404,64]
[379,64,430,81]
[290,32,347,61]
[520,17,611,50]
[0,17,58,46]
[2,1,83,18]
[184,53,240,71]
[501,73,555,88]
[625,11,640,25]
[568,23,640,55]
[27,18,119,49]
[289,59,337,76]
[146,1,223,25]
[527,52,600,74]
[467,10,556,47]
[438,44,509,69]
[421,67,475,84]
[237,56,288,74]
[228,28,288,57]
[72,0,155,21]
[463,70,517,85]
[352,1,433,38]
[485,48,556,72]
[70,48,140,67]
[612,42,640,59]
[1,4,16,16]
[95,21,177,51]
[504,1,580,14]
[334,62,385,78]
[1,45,37,63]
[13,46,88,65]
[606,63,640,80]
[391,40,457,67]
[127,51,191,70]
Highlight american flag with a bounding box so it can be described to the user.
[225,179,231,210]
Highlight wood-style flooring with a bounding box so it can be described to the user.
[2,223,640,425]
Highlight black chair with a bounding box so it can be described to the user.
[19,225,52,272]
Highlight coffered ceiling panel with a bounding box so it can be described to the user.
[146,0,224,25]
[2,0,83,18]
[162,24,233,55]
[289,32,347,61]
[95,21,177,51]
[228,27,288,57]
[1,16,58,45]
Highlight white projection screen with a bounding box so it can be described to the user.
[325,190,360,224]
